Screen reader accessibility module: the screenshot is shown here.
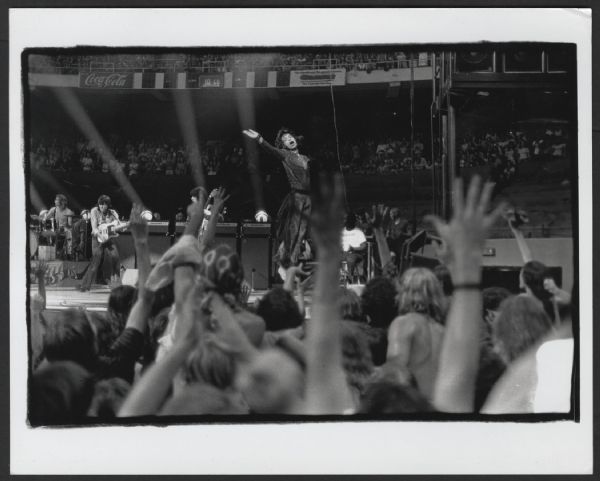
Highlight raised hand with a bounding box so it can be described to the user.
[211,187,230,215]
[364,203,389,229]
[129,203,149,242]
[426,176,506,283]
[242,129,260,140]
[239,279,252,304]
[310,173,346,253]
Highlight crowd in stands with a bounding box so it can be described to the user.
[28,51,431,74]
[337,135,430,175]
[29,174,573,424]
[30,123,569,182]
[458,125,570,185]
[30,134,433,177]
[29,136,242,179]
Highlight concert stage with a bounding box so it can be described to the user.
[37,284,272,313]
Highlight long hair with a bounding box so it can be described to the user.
[97,194,111,208]
[492,294,554,363]
[396,268,446,324]
[274,127,304,150]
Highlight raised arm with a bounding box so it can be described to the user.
[118,283,206,417]
[242,129,285,161]
[428,176,506,412]
[184,190,207,238]
[507,215,533,264]
[199,187,230,251]
[304,174,354,414]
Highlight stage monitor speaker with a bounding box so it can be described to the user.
[546,45,570,72]
[503,47,543,73]
[482,266,562,293]
[240,223,271,290]
[114,233,136,269]
[410,254,441,270]
[456,50,495,73]
[215,222,239,255]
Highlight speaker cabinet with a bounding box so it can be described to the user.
[455,50,495,73]
[114,233,136,269]
[215,222,239,256]
[482,266,562,293]
[503,48,543,73]
[240,223,272,290]
[546,45,570,72]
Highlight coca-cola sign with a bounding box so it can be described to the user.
[79,72,133,89]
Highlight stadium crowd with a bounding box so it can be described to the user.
[28,51,430,74]
[31,124,567,179]
[29,175,573,424]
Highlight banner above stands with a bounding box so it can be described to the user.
[37,65,433,90]
[289,68,346,87]
[79,72,133,89]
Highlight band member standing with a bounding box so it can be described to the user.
[79,195,122,292]
[242,127,311,268]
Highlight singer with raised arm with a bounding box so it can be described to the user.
[242,127,311,270]
[79,195,125,292]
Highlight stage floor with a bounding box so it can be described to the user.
[41,285,272,312]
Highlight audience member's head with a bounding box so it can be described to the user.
[107,285,137,331]
[236,347,304,414]
[256,286,303,332]
[30,361,94,425]
[87,312,118,358]
[341,322,374,401]
[396,267,445,324]
[360,277,398,328]
[339,287,366,323]
[87,377,131,419]
[185,341,236,390]
[42,309,97,371]
[492,295,554,364]
[358,381,434,414]
[199,244,245,298]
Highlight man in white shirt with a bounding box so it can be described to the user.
[341,212,367,283]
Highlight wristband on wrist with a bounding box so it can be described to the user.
[453,282,482,290]
[258,136,264,144]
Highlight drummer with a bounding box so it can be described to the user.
[42,194,74,230]
[41,194,74,258]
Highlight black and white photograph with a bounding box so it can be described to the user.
[9,7,593,475]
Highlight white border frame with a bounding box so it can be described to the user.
[10,8,593,474]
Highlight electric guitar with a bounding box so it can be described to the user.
[96,220,130,244]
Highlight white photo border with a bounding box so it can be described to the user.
[10,7,592,475]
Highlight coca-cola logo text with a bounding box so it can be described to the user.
[82,72,130,88]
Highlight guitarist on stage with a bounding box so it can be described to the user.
[79,195,123,292]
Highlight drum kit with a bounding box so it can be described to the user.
[29,213,77,260]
